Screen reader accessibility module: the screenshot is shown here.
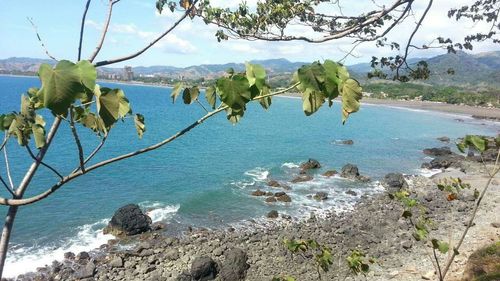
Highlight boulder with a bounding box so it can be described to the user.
[251,189,266,196]
[357,175,371,183]
[109,256,123,268]
[423,147,452,156]
[291,175,313,183]
[274,192,286,197]
[429,155,464,169]
[190,256,218,281]
[313,192,328,201]
[267,210,279,218]
[345,190,357,196]
[299,159,321,171]
[276,194,292,202]
[382,173,408,192]
[437,136,450,142]
[104,204,152,236]
[338,139,354,145]
[75,262,95,279]
[265,196,277,203]
[322,170,338,177]
[219,248,250,281]
[340,164,360,179]
[267,180,281,188]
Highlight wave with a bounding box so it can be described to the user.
[5,219,113,278]
[418,168,442,178]
[244,167,269,182]
[281,162,299,169]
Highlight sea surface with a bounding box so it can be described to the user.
[0,75,498,277]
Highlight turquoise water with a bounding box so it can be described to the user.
[0,75,498,276]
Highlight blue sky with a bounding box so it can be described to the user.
[1,0,498,68]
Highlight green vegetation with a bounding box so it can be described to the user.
[363,82,500,107]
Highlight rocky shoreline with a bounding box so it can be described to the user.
[9,140,500,281]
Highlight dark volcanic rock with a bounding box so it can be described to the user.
[313,192,328,201]
[251,189,266,196]
[104,204,152,237]
[191,256,218,281]
[267,210,279,218]
[322,170,338,177]
[341,164,360,179]
[291,175,313,183]
[437,136,450,142]
[219,248,249,281]
[267,180,281,188]
[276,194,292,202]
[382,173,408,192]
[265,196,277,203]
[423,147,452,156]
[300,158,321,171]
[429,155,464,169]
[345,190,357,196]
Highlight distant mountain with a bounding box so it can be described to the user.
[351,51,500,87]
[2,51,500,87]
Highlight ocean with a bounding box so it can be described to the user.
[0,75,498,277]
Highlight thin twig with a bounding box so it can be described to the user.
[88,0,114,63]
[0,137,7,153]
[71,135,108,175]
[396,0,433,78]
[0,176,15,197]
[25,146,63,180]
[27,17,57,61]
[0,83,301,206]
[432,247,443,281]
[195,100,209,113]
[94,0,199,67]
[78,0,92,61]
[441,149,500,279]
[69,108,86,173]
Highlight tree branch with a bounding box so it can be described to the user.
[0,83,300,206]
[69,108,86,173]
[0,176,14,198]
[27,17,57,61]
[396,0,433,77]
[2,140,14,190]
[78,0,92,61]
[432,247,443,281]
[88,0,115,63]
[25,146,63,180]
[94,0,199,67]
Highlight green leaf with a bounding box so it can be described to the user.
[31,123,46,149]
[182,86,200,104]
[37,60,96,115]
[134,114,146,139]
[258,85,272,110]
[78,112,106,134]
[323,60,342,105]
[205,86,217,109]
[245,62,266,90]
[338,65,350,81]
[95,85,131,129]
[216,74,251,112]
[402,210,412,218]
[296,62,325,93]
[0,114,15,131]
[171,82,184,103]
[341,78,362,124]
[302,88,325,116]
[431,239,450,254]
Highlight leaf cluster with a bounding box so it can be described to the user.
[437,177,473,202]
[284,238,334,277]
[346,249,375,276]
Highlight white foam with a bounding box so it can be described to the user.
[418,168,442,178]
[281,162,299,169]
[244,167,269,182]
[5,219,113,278]
[139,201,180,223]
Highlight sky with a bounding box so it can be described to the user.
[0,0,499,68]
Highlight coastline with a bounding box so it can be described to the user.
[11,155,500,281]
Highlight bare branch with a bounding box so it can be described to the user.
[396,0,433,77]
[432,247,443,281]
[27,17,57,61]
[69,108,85,173]
[195,100,209,113]
[78,0,92,61]
[25,146,63,180]
[0,137,7,154]
[88,0,115,63]
[94,0,199,67]
[2,139,14,190]
[0,83,300,206]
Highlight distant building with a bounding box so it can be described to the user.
[123,66,134,81]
